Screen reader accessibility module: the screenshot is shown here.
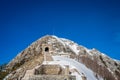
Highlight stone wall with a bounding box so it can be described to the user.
[35,65,62,75]
[29,75,76,80]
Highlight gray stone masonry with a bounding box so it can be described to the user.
[29,75,76,80]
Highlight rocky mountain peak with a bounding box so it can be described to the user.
[2,35,120,80]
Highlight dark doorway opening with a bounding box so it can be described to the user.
[45,47,49,52]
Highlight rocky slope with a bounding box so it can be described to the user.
[3,35,120,80]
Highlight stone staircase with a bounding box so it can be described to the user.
[22,69,35,80]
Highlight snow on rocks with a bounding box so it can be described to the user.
[52,56,103,80]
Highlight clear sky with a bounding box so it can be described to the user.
[0,0,120,64]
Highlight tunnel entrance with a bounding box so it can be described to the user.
[45,47,49,52]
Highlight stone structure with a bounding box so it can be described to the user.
[58,52,70,58]
[24,64,76,80]
[29,75,76,80]
[22,43,76,80]
[42,44,52,54]
[81,76,87,80]
[35,65,62,75]
[42,44,53,62]
[65,65,69,75]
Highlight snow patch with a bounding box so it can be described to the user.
[60,38,80,55]
[52,35,66,47]
[52,56,103,80]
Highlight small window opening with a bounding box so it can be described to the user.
[45,47,49,52]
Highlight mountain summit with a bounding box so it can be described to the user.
[2,35,120,80]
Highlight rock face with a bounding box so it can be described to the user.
[4,35,120,80]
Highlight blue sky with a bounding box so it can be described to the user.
[0,0,120,64]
